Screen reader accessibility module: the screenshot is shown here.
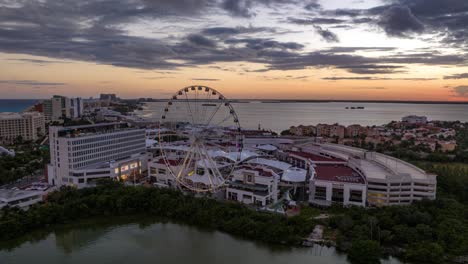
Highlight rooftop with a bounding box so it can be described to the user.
[238,165,275,177]
[314,165,365,184]
[0,111,43,119]
[247,158,291,171]
[0,189,44,202]
[287,150,345,162]
[255,144,278,151]
[282,167,308,183]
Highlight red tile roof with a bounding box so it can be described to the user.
[155,158,180,166]
[287,151,344,162]
[314,165,364,184]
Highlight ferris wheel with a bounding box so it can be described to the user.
[158,85,243,192]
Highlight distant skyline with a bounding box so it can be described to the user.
[1,0,468,100]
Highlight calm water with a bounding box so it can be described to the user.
[0,221,400,264]
[0,99,39,112]
[137,102,468,132]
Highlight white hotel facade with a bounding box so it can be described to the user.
[0,112,45,144]
[47,123,147,188]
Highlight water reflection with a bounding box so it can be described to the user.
[0,218,400,264]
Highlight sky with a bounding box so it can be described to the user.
[0,0,468,100]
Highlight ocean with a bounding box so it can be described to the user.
[137,101,468,132]
[0,99,39,112]
[2,99,467,133]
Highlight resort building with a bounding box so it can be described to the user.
[148,157,178,188]
[226,164,280,207]
[147,129,437,209]
[330,124,346,139]
[345,124,368,138]
[0,112,45,144]
[47,122,147,188]
[289,125,316,136]
[298,143,437,207]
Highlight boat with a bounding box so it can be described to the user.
[346,106,365,109]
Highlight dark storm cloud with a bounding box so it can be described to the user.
[377,5,424,37]
[187,34,217,47]
[444,73,468,80]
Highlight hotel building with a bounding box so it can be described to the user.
[0,112,45,144]
[47,122,147,188]
[41,95,83,122]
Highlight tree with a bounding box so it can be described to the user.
[405,242,444,264]
[347,240,382,264]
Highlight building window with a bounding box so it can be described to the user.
[314,186,327,200]
[349,190,363,202]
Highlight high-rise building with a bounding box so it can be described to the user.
[0,112,45,144]
[47,122,147,187]
[100,94,117,102]
[41,95,83,122]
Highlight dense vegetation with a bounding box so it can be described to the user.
[327,198,468,264]
[0,181,315,246]
[416,162,468,204]
[0,140,48,186]
[324,160,468,264]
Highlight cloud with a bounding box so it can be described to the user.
[6,58,70,64]
[453,86,468,97]
[336,64,405,74]
[352,87,387,90]
[0,80,66,86]
[0,0,466,75]
[191,78,220,81]
[304,1,321,11]
[444,73,468,80]
[201,26,276,36]
[225,38,304,50]
[313,26,339,43]
[322,76,436,81]
[221,0,253,17]
[187,34,217,47]
[453,85,468,97]
[288,17,346,25]
[377,5,424,37]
